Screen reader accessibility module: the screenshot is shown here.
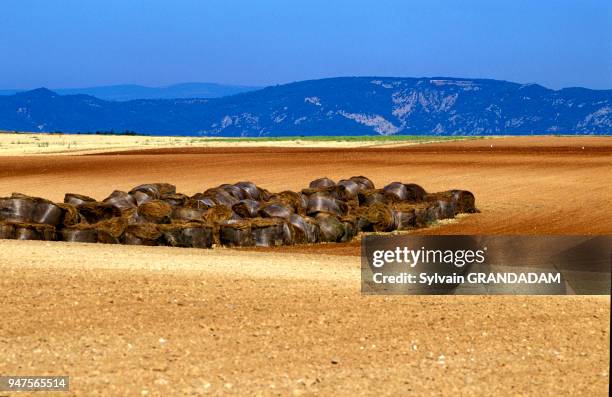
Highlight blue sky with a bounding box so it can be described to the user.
[1,0,610,90]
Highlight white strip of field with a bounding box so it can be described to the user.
[0,132,477,155]
[0,133,417,155]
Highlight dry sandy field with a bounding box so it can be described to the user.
[0,136,610,396]
[0,132,463,156]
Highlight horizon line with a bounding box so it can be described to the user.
[2,75,611,94]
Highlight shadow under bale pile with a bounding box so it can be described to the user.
[0,177,477,248]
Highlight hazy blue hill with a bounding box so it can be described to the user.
[0,77,610,135]
[0,82,260,101]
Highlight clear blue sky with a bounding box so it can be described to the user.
[1,0,610,90]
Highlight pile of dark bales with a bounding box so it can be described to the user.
[0,177,477,248]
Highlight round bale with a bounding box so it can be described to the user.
[309,177,336,189]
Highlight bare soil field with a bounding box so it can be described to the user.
[0,136,610,395]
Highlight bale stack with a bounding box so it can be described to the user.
[0,178,477,248]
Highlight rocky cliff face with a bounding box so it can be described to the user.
[1,77,610,135]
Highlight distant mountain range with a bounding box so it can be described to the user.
[0,77,610,135]
[0,82,260,101]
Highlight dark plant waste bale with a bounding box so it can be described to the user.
[232,199,261,218]
[129,183,176,200]
[187,194,216,209]
[413,206,428,227]
[130,190,153,206]
[288,214,320,244]
[160,222,213,248]
[281,221,293,244]
[56,203,81,226]
[204,205,235,223]
[212,189,239,207]
[309,177,336,189]
[414,203,440,227]
[234,181,261,201]
[258,188,273,202]
[219,184,247,200]
[404,183,427,202]
[95,217,128,244]
[316,214,345,242]
[383,182,427,203]
[268,191,306,214]
[103,190,137,210]
[122,208,145,225]
[14,224,38,240]
[358,189,386,206]
[348,176,375,191]
[40,224,57,240]
[339,216,358,242]
[171,207,206,222]
[123,223,161,246]
[64,193,96,206]
[426,190,477,215]
[129,183,176,205]
[0,195,63,226]
[355,215,373,232]
[301,187,332,199]
[392,205,417,230]
[156,183,178,197]
[336,180,361,200]
[13,223,55,241]
[366,203,395,232]
[31,199,64,225]
[281,190,308,213]
[0,222,16,239]
[383,182,410,202]
[0,196,36,223]
[450,190,477,213]
[251,218,287,247]
[61,225,98,243]
[163,193,189,207]
[346,198,360,214]
[219,220,253,247]
[137,200,173,224]
[202,188,239,207]
[306,193,348,217]
[432,198,456,219]
[129,185,157,204]
[425,203,441,223]
[76,202,122,224]
[259,203,293,220]
[303,185,354,202]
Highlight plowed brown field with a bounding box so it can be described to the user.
[0,136,610,396]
